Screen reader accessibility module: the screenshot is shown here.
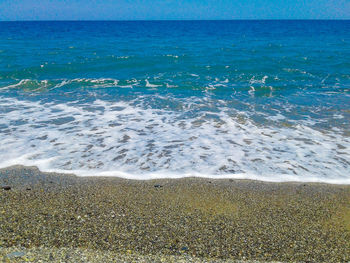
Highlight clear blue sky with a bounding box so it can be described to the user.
[0,0,349,21]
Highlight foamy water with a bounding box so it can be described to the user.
[0,21,349,183]
[0,86,349,183]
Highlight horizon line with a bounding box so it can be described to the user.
[1,19,350,22]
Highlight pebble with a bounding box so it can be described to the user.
[6,251,25,258]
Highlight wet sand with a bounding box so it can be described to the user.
[1,165,350,262]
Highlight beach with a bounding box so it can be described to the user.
[0,19,350,263]
[1,165,350,262]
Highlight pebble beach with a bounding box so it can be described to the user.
[1,165,350,262]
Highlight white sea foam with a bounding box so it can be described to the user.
[0,95,349,183]
[166,83,178,88]
[145,79,161,88]
[0,79,31,90]
[165,54,179,58]
[1,78,122,91]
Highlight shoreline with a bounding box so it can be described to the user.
[1,164,349,186]
[1,165,350,262]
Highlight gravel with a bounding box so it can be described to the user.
[1,165,350,262]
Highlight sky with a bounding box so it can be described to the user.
[0,0,349,21]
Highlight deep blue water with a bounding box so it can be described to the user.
[0,21,349,182]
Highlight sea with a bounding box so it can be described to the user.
[0,21,349,183]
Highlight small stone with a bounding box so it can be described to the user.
[181,246,189,251]
[6,251,26,258]
[2,186,11,191]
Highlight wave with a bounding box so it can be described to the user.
[0,78,122,91]
[0,96,349,183]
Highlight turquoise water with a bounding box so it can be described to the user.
[0,21,349,183]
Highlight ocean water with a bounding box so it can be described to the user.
[0,21,349,183]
